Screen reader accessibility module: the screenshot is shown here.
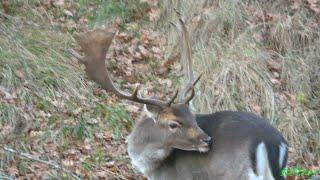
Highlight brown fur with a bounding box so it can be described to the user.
[160,112,179,122]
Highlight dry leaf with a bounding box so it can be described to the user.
[43,141,57,153]
[0,124,13,136]
[138,45,150,57]
[283,91,297,108]
[15,70,25,80]
[87,118,98,125]
[73,107,83,115]
[51,0,64,7]
[270,78,281,86]
[96,171,108,178]
[160,79,173,88]
[291,0,301,10]
[63,9,73,17]
[191,15,201,26]
[265,12,281,21]
[250,102,262,115]
[62,158,74,167]
[148,7,161,22]
[7,166,19,177]
[267,61,282,73]
[1,0,9,14]
[307,0,320,14]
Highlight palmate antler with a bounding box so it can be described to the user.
[171,11,202,104]
[71,12,200,107]
[70,28,178,108]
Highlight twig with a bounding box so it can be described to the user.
[0,146,81,180]
[0,171,14,180]
[0,11,10,19]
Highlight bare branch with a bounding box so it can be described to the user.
[0,146,81,180]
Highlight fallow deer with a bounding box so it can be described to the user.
[70,15,288,180]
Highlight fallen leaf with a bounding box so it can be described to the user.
[62,158,74,167]
[267,61,282,73]
[73,107,83,115]
[51,0,64,7]
[148,7,161,21]
[7,166,19,177]
[96,171,108,178]
[250,102,262,115]
[283,91,297,108]
[270,78,281,86]
[307,0,320,14]
[43,141,57,153]
[160,79,173,88]
[86,118,98,125]
[1,0,10,14]
[138,45,150,58]
[0,124,13,136]
[15,70,25,80]
[63,9,73,17]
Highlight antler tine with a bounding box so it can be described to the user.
[74,28,177,108]
[182,73,202,104]
[172,12,200,103]
[183,88,195,104]
[167,90,179,106]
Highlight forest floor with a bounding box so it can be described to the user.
[0,0,319,179]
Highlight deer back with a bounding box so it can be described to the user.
[147,111,288,180]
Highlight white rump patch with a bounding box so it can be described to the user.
[248,168,263,180]
[248,142,275,180]
[279,142,288,168]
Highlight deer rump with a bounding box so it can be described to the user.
[146,111,288,180]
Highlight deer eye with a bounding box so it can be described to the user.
[169,122,180,130]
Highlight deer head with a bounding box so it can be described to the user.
[70,17,211,153]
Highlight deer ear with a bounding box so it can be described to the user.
[144,104,162,120]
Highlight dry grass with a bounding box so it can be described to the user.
[159,0,320,166]
[0,1,134,179]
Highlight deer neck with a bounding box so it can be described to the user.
[127,117,172,178]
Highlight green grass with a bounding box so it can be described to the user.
[77,0,150,30]
[0,1,134,179]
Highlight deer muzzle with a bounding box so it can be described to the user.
[198,135,212,152]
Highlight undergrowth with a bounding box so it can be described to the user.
[0,0,134,179]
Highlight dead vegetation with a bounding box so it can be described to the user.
[0,0,319,179]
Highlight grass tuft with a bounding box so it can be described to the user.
[0,1,133,178]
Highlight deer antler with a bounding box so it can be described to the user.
[171,11,201,104]
[71,28,178,107]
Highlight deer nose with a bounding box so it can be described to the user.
[202,136,212,146]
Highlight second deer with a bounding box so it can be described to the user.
[71,15,288,180]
